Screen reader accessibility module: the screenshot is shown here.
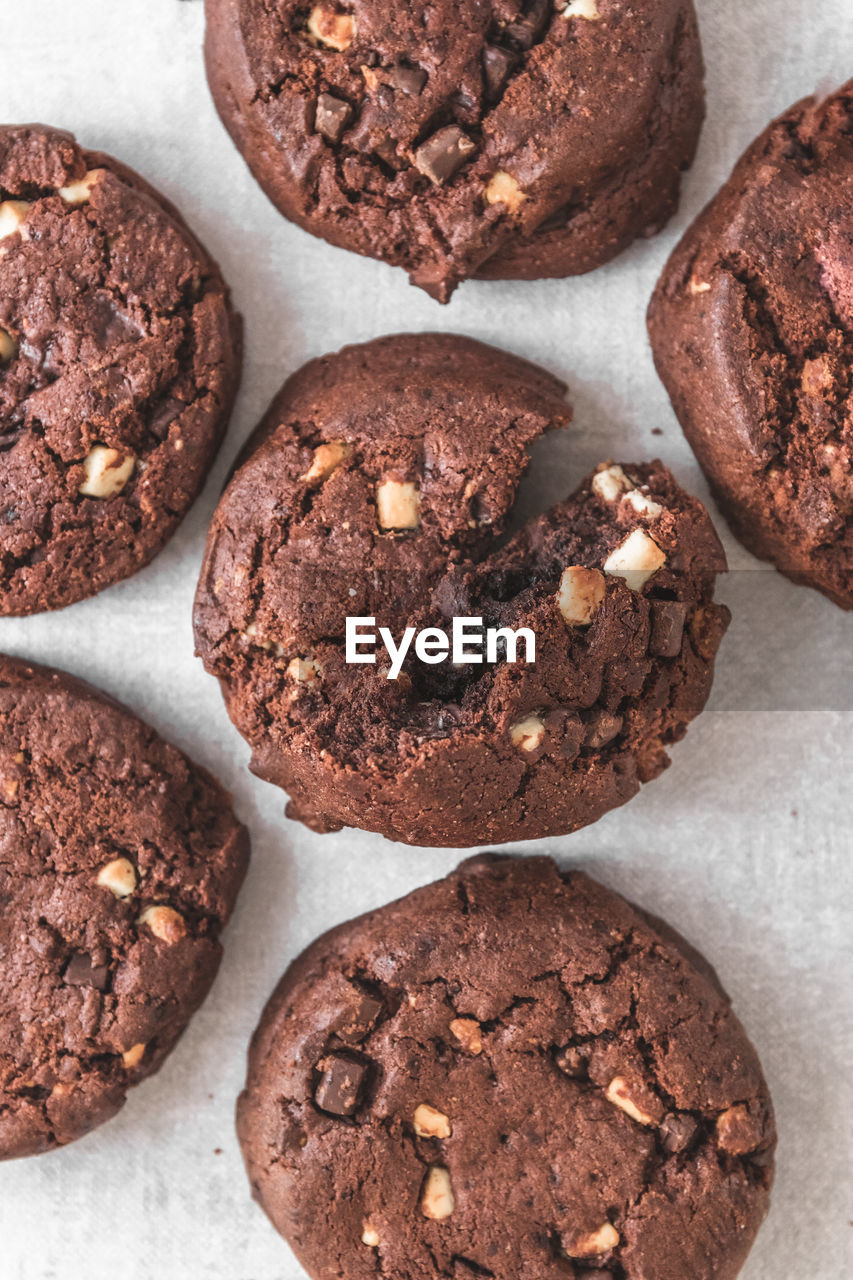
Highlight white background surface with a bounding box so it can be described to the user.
[1,1,852,1277]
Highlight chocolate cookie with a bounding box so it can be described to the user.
[648,82,853,609]
[0,654,249,1159]
[0,124,241,615]
[237,854,775,1280]
[193,333,729,847]
[204,0,704,301]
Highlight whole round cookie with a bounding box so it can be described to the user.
[0,654,249,1159]
[648,82,853,609]
[237,854,775,1280]
[0,124,242,615]
[193,333,730,847]
[204,0,704,301]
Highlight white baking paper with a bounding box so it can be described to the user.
[1,1,851,1277]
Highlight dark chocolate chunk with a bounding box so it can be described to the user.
[337,987,383,1041]
[414,126,476,185]
[649,600,687,657]
[314,1054,368,1116]
[63,952,109,991]
[659,1111,697,1154]
[504,0,550,49]
[389,65,427,95]
[584,710,623,749]
[315,93,352,143]
[482,44,517,98]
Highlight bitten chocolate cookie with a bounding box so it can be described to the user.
[238,854,775,1280]
[0,124,241,615]
[204,0,704,300]
[193,333,729,847]
[648,82,853,609]
[0,655,249,1159]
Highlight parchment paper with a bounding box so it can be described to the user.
[1,2,851,1276]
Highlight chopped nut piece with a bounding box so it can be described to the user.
[509,714,545,753]
[420,1165,455,1220]
[557,566,606,627]
[414,1103,452,1139]
[584,709,622,748]
[361,1221,380,1247]
[59,169,105,204]
[485,171,527,213]
[0,200,31,241]
[603,528,666,590]
[287,656,322,684]
[606,1076,656,1126]
[716,1104,763,1155]
[592,463,632,503]
[314,94,352,143]
[307,5,356,50]
[414,126,476,185]
[301,440,351,483]
[689,275,712,295]
[79,445,136,498]
[564,1222,620,1257]
[449,1017,483,1054]
[138,905,187,944]
[560,0,601,20]
[96,856,137,898]
[624,489,663,518]
[0,328,18,363]
[801,355,832,396]
[376,478,420,530]
[122,1042,146,1070]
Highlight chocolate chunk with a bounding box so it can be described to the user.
[337,987,383,1041]
[584,710,623,749]
[389,65,427,95]
[505,0,550,49]
[315,92,352,143]
[649,600,687,657]
[659,1111,697,1154]
[414,126,476,185]
[314,1053,368,1116]
[63,952,109,991]
[482,44,517,99]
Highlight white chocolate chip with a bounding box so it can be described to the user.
[0,328,17,363]
[509,714,545,753]
[59,169,105,205]
[689,275,712,295]
[0,200,31,242]
[484,171,527,213]
[624,489,663,519]
[414,1103,452,1139]
[307,5,356,49]
[138,905,186,944]
[603,528,666,591]
[300,441,351,484]
[79,445,136,498]
[96,857,137,898]
[420,1165,455,1220]
[121,1042,146,1070]
[557,566,606,627]
[361,1221,380,1248]
[564,1222,620,1257]
[376,479,420,530]
[287,656,322,684]
[592,464,632,504]
[560,0,600,20]
[449,1017,483,1054]
[606,1076,656,1126]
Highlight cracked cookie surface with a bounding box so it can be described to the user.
[648,81,853,609]
[193,332,729,847]
[0,123,242,615]
[237,854,775,1280]
[0,654,249,1159]
[204,0,704,300]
